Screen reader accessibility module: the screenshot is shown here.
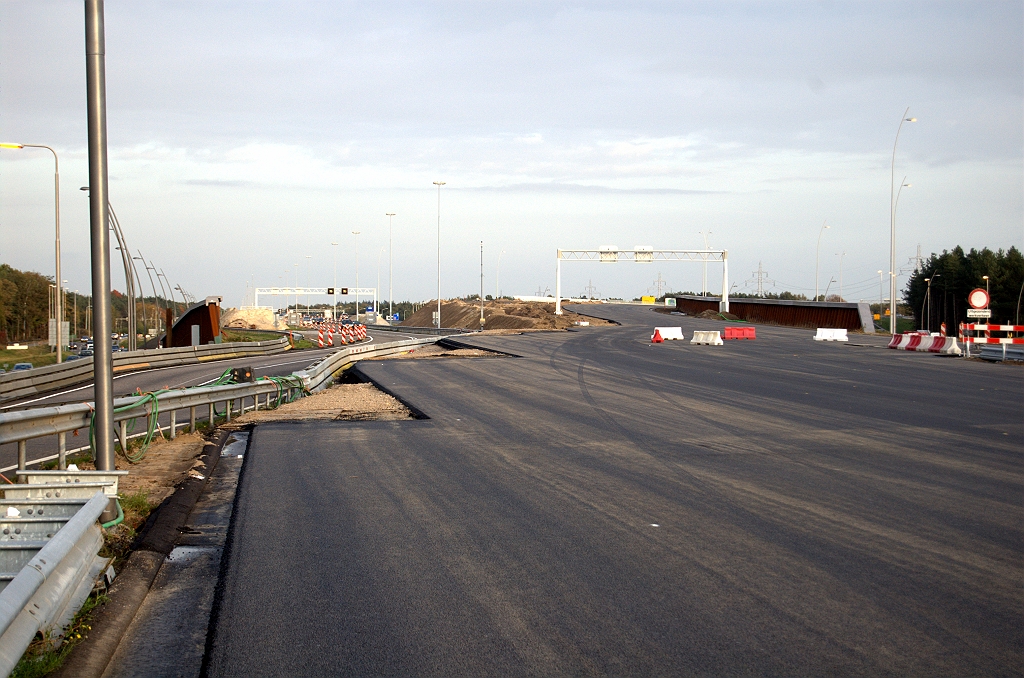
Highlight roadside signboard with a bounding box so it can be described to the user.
[968,288,990,309]
[967,308,992,318]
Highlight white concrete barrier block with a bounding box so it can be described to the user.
[654,327,685,340]
[814,328,848,342]
[690,330,723,345]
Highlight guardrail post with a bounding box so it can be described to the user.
[58,432,67,470]
[17,440,26,476]
[209,403,214,427]
[254,394,259,412]
[226,399,231,422]
[119,420,127,454]
[190,406,196,433]
[169,410,176,439]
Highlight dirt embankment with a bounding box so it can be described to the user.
[401,299,614,331]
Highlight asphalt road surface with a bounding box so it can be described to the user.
[204,305,1021,676]
[0,329,425,470]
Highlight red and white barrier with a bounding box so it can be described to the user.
[326,327,334,347]
[317,328,324,348]
[888,333,962,355]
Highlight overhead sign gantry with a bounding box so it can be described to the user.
[554,247,729,314]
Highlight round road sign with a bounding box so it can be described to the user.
[968,288,989,309]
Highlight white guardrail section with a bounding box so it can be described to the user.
[0,491,109,676]
[0,338,291,405]
[0,336,439,473]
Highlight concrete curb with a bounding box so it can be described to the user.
[52,430,229,678]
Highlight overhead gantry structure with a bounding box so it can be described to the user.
[554,247,729,314]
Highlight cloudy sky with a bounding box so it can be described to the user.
[1,1,1021,307]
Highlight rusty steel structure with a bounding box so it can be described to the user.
[670,295,874,333]
[165,296,223,347]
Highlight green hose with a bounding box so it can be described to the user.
[101,499,124,529]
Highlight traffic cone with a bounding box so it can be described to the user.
[651,329,664,343]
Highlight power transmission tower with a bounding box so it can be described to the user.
[584,279,598,299]
[650,272,668,297]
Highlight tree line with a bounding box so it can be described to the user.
[905,246,1023,331]
[1,263,188,344]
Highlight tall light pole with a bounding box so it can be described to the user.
[815,220,830,301]
[433,181,445,328]
[891,178,911,327]
[479,240,485,329]
[496,249,505,299]
[890,108,916,334]
[331,242,339,319]
[386,213,395,320]
[699,230,712,296]
[923,274,940,332]
[352,231,361,322]
[877,270,884,324]
[294,263,299,320]
[0,142,62,361]
[982,274,990,298]
[85,0,116,517]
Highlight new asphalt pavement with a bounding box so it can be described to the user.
[204,305,1021,676]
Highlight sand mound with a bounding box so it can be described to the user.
[401,299,614,331]
[221,307,284,330]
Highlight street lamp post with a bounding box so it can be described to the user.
[890,108,916,334]
[815,220,830,301]
[331,242,339,319]
[479,241,485,329]
[352,231,361,322]
[923,274,940,332]
[0,142,62,361]
[433,181,445,328]
[386,213,395,320]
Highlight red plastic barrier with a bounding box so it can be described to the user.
[723,326,756,340]
[651,329,664,343]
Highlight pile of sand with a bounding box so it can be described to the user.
[220,307,284,331]
[401,299,614,331]
[231,383,413,422]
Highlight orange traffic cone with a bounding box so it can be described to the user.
[651,329,664,343]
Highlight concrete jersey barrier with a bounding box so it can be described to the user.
[888,333,962,355]
[653,327,685,341]
[814,328,848,341]
[690,331,723,346]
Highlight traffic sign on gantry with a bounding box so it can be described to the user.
[554,247,730,314]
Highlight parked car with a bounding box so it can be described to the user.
[12,363,32,371]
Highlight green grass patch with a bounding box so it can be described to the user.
[1,344,58,370]
[221,329,282,343]
[10,593,108,678]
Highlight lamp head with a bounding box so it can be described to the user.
[0,143,24,149]
[906,117,916,122]
[982,275,989,280]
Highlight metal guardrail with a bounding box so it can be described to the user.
[0,336,438,473]
[0,337,291,405]
[979,344,1024,362]
[0,334,440,671]
[0,490,109,676]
